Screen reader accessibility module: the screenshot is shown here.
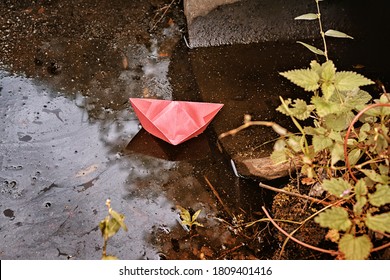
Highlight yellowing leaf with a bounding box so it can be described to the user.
[368,184,390,207]
[365,213,390,233]
[339,234,372,260]
[314,207,352,231]
[280,68,320,91]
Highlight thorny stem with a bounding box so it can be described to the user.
[344,103,390,182]
[315,0,328,61]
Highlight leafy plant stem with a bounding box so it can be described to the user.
[344,103,390,181]
[315,0,328,61]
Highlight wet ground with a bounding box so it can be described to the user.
[1,0,389,260]
[0,0,274,260]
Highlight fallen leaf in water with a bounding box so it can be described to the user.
[76,164,98,177]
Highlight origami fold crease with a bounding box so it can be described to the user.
[130,98,224,145]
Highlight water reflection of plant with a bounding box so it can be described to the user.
[99,199,128,260]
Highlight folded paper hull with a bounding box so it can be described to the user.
[130,98,224,145]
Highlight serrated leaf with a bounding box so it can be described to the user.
[325,229,340,243]
[311,96,340,117]
[325,29,354,39]
[322,178,353,197]
[344,89,372,111]
[368,184,390,207]
[328,130,343,142]
[353,196,367,215]
[339,234,372,260]
[321,60,337,82]
[295,13,318,20]
[296,41,325,56]
[312,134,333,152]
[310,60,322,74]
[355,179,368,197]
[334,71,374,91]
[280,68,320,91]
[314,207,352,231]
[360,169,388,184]
[321,83,336,100]
[365,213,390,233]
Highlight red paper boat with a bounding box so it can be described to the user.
[130,98,224,145]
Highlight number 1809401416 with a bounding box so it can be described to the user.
[212,266,272,276]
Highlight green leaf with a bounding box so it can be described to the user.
[311,96,340,117]
[339,234,372,260]
[296,41,325,56]
[331,142,344,166]
[109,209,128,231]
[360,169,388,184]
[324,29,354,39]
[321,60,337,82]
[322,178,353,197]
[276,98,314,120]
[270,149,287,164]
[358,123,371,141]
[355,179,368,197]
[353,196,367,215]
[348,149,361,166]
[334,71,374,91]
[312,134,333,152]
[324,112,354,131]
[280,68,320,91]
[314,207,352,231]
[344,89,372,111]
[324,111,354,131]
[321,83,336,100]
[365,213,390,233]
[368,184,390,207]
[310,60,322,74]
[294,13,318,20]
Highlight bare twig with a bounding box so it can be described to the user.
[259,182,338,206]
[204,176,233,218]
[150,0,176,31]
[261,206,339,256]
[218,115,288,141]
